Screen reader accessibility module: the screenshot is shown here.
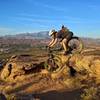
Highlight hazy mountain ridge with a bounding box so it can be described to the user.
[0,31,100,47]
[3,31,49,39]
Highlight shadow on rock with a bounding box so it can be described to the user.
[0,93,7,100]
[34,89,82,100]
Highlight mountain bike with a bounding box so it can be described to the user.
[45,36,83,73]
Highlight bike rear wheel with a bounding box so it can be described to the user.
[68,37,83,53]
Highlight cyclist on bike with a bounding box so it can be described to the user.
[48,25,73,55]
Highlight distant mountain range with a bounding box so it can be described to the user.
[3,31,49,39]
[2,31,100,40]
[1,31,100,47]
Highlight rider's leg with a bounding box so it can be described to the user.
[59,42,63,50]
[64,33,73,54]
[62,38,68,54]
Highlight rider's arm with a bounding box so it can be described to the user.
[48,38,55,47]
[49,38,58,47]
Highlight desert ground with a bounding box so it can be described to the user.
[0,38,100,100]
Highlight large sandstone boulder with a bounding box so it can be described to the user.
[0,55,46,81]
[50,53,100,83]
[1,53,100,84]
[68,54,100,83]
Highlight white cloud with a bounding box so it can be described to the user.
[16,9,100,25]
[14,14,100,25]
[88,4,100,10]
[34,2,68,13]
[13,13,83,24]
[23,0,68,13]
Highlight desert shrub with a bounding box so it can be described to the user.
[81,86,99,100]
[6,94,17,100]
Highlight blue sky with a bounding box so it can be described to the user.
[0,0,100,38]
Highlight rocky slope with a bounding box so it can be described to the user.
[0,49,100,100]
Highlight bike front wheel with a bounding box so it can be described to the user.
[44,55,63,73]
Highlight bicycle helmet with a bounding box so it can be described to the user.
[49,29,56,36]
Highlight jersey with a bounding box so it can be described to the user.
[57,29,73,40]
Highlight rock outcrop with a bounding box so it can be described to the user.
[1,52,100,84]
[0,55,46,81]
[0,52,100,100]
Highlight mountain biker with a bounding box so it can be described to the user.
[48,25,73,55]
